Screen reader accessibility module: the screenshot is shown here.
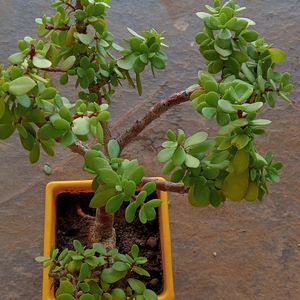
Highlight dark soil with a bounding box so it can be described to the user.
[56,192,163,294]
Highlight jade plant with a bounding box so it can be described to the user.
[0,0,293,299]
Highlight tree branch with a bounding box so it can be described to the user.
[117,85,202,152]
[45,25,70,31]
[68,140,90,156]
[141,177,187,194]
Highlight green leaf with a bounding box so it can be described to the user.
[141,181,156,196]
[214,43,232,57]
[269,48,286,63]
[139,205,147,224]
[135,191,147,206]
[151,56,166,70]
[125,202,137,223]
[124,180,136,198]
[133,266,150,277]
[52,118,70,131]
[219,29,232,40]
[77,33,94,45]
[61,56,76,71]
[231,118,248,127]
[41,87,57,99]
[172,146,186,166]
[188,182,210,207]
[73,240,84,253]
[185,154,200,168]
[72,117,90,136]
[234,82,253,102]
[144,289,157,300]
[0,98,5,119]
[127,278,145,294]
[136,72,142,96]
[105,193,125,214]
[8,52,26,65]
[218,99,236,113]
[43,163,52,175]
[202,107,216,119]
[250,119,272,126]
[196,12,211,19]
[133,58,145,73]
[145,199,162,208]
[33,56,52,68]
[111,289,126,300]
[61,131,75,147]
[241,30,259,42]
[205,91,219,106]
[112,261,130,272]
[16,95,31,108]
[127,27,145,39]
[231,134,250,149]
[29,143,40,163]
[38,124,63,140]
[241,63,255,83]
[79,295,94,300]
[78,263,90,282]
[9,76,36,96]
[127,166,144,184]
[57,295,75,300]
[117,53,137,70]
[98,169,121,186]
[245,102,263,113]
[166,129,176,141]
[101,268,127,284]
[278,91,292,103]
[56,280,74,296]
[184,132,208,148]
[108,139,120,159]
[171,169,185,182]
[157,148,175,163]
[90,187,117,208]
[35,256,51,263]
[131,244,139,258]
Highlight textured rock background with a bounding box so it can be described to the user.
[0,0,299,299]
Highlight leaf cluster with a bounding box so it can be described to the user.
[84,141,161,223]
[0,0,168,163]
[35,240,157,300]
[156,0,293,206]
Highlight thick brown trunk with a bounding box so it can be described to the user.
[89,207,116,248]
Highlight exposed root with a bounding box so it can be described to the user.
[76,203,95,220]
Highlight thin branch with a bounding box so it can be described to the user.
[66,2,76,11]
[39,67,65,72]
[48,269,68,280]
[117,85,202,152]
[45,25,70,31]
[141,177,187,194]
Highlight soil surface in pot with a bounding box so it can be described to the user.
[56,192,163,294]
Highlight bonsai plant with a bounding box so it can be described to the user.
[0,0,293,299]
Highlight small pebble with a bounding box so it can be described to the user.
[146,237,158,248]
[213,252,217,257]
[149,278,159,286]
[297,244,300,247]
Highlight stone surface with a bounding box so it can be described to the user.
[0,0,299,299]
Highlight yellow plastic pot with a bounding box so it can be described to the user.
[42,179,175,300]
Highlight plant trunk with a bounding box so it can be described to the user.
[88,121,116,248]
[89,207,116,248]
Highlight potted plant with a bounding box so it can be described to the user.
[0,0,293,299]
